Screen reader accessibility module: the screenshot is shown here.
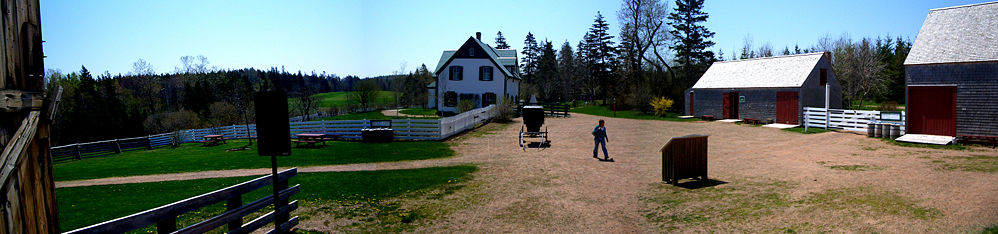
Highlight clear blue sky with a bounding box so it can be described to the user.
[40,0,990,78]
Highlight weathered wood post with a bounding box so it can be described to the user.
[0,0,60,232]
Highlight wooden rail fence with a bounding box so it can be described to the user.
[66,168,300,234]
[516,102,570,117]
[802,107,906,133]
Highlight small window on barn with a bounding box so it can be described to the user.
[482,92,497,106]
[449,66,463,81]
[444,92,457,107]
[479,66,493,81]
[820,69,827,87]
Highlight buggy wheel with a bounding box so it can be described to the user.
[519,126,524,147]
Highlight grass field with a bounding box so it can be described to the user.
[53,140,453,181]
[57,165,477,232]
[782,127,832,134]
[308,91,397,108]
[570,105,696,122]
[318,111,437,121]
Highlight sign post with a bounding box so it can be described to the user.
[254,90,291,233]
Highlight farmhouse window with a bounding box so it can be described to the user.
[480,66,493,81]
[820,69,827,86]
[469,47,475,56]
[449,66,463,81]
[444,92,457,107]
[459,93,477,104]
[482,92,497,106]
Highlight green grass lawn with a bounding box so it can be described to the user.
[57,165,477,232]
[570,105,696,122]
[53,139,453,181]
[846,100,906,111]
[399,108,437,116]
[318,111,438,121]
[307,91,397,108]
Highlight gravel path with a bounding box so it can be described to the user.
[380,109,436,118]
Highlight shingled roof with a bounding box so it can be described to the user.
[905,1,998,65]
[691,53,826,89]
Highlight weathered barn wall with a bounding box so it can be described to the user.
[906,62,998,137]
[0,0,59,232]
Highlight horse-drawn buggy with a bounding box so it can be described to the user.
[519,105,550,151]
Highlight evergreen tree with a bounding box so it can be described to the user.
[536,40,559,100]
[520,32,540,80]
[495,31,510,49]
[782,46,791,55]
[558,41,577,100]
[667,0,715,79]
[585,12,617,102]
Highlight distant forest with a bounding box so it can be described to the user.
[44,57,430,146]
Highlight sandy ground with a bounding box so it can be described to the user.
[59,113,998,232]
[381,109,436,118]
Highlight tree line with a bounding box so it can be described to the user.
[510,0,717,114]
[44,56,418,146]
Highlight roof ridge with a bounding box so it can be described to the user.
[716,52,825,64]
[930,0,998,11]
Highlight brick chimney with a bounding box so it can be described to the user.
[476,32,481,40]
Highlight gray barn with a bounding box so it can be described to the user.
[904,2,998,138]
[685,52,842,124]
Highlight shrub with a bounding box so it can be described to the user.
[493,97,516,123]
[458,100,475,113]
[649,97,675,117]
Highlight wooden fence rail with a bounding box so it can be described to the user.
[803,107,906,133]
[516,102,570,117]
[65,168,300,234]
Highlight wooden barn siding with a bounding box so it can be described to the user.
[690,88,799,121]
[906,62,998,136]
[800,56,844,109]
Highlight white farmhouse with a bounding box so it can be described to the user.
[430,32,520,115]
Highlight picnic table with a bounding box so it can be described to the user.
[202,134,226,146]
[293,133,338,148]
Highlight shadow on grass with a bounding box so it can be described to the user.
[669,178,728,190]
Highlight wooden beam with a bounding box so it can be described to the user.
[0,111,40,186]
[0,90,44,112]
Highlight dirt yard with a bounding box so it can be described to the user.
[379,113,998,233]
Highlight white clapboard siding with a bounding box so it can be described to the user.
[803,107,905,133]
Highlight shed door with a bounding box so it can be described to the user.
[908,86,956,136]
[776,92,799,125]
[689,92,694,116]
[722,92,738,119]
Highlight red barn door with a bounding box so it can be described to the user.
[689,92,694,116]
[722,92,738,119]
[776,92,799,125]
[908,86,956,136]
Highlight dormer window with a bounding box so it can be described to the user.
[469,47,475,56]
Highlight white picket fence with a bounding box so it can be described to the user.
[802,107,905,133]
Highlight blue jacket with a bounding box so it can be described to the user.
[592,126,607,140]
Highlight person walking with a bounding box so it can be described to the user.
[592,119,611,161]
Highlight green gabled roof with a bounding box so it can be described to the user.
[427,81,436,88]
[496,49,517,58]
[434,50,456,74]
[434,36,520,79]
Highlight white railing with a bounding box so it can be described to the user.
[803,107,905,133]
[439,105,496,139]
